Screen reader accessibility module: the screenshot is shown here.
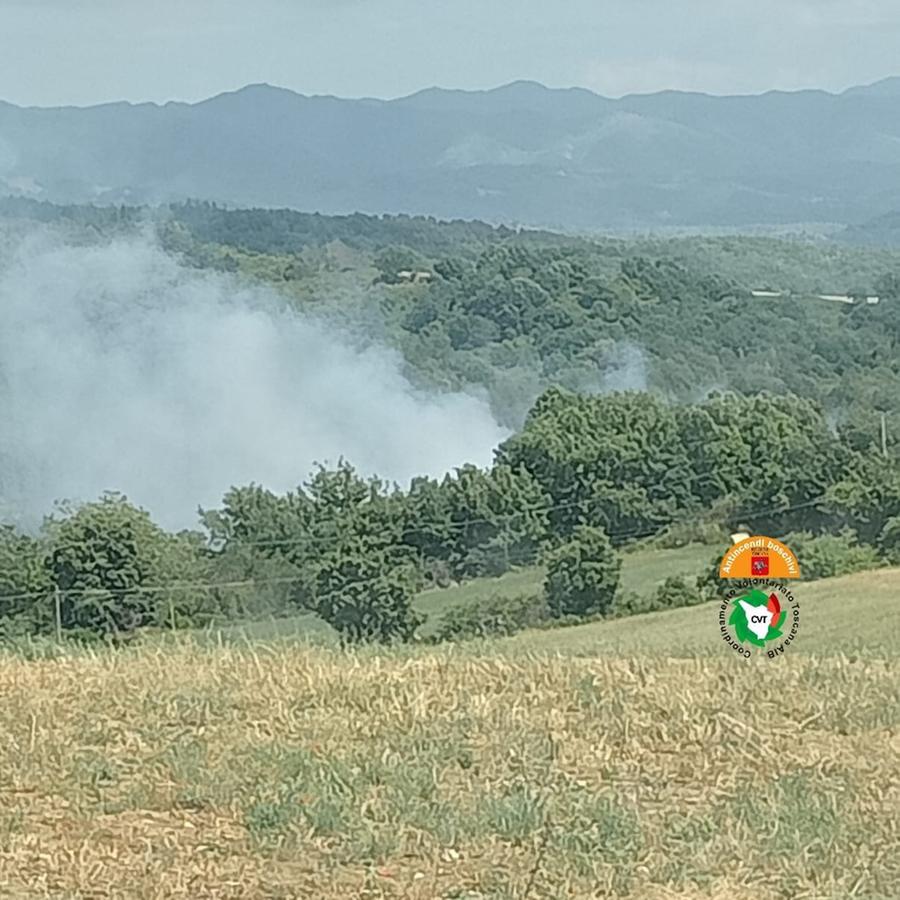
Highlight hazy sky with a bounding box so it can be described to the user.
[2,0,900,106]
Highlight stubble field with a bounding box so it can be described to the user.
[0,570,898,899]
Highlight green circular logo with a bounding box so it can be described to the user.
[718,580,800,659]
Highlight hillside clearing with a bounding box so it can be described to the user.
[500,569,900,657]
[416,543,717,619]
[184,542,721,646]
[510,567,900,657]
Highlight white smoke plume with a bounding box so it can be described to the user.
[601,342,648,393]
[0,231,509,530]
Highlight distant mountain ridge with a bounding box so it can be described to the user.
[3,78,900,229]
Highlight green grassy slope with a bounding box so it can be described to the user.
[415,542,717,622]
[167,546,896,657]
[507,567,900,657]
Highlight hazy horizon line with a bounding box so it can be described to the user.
[3,73,898,112]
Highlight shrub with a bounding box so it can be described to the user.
[611,576,706,618]
[610,590,661,618]
[544,526,621,619]
[695,553,727,601]
[430,592,550,643]
[784,529,883,582]
[651,575,708,610]
[879,516,900,564]
[422,559,453,589]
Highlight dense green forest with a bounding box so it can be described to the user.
[1,390,898,644]
[3,197,900,435]
[1,199,898,643]
[163,202,900,435]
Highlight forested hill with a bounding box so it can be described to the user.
[841,209,900,247]
[6,196,900,290]
[2,198,899,443]
[4,78,900,228]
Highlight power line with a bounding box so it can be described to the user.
[0,492,829,606]
[28,456,836,558]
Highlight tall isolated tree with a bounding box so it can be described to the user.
[314,546,422,645]
[218,462,424,644]
[544,526,621,619]
[304,465,423,644]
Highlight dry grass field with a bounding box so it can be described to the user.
[0,570,898,899]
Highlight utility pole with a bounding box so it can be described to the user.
[883,413,889,460]
[54,587,62,642]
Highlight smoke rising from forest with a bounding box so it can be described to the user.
[600,342,648,393]
[0,232,508,530]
